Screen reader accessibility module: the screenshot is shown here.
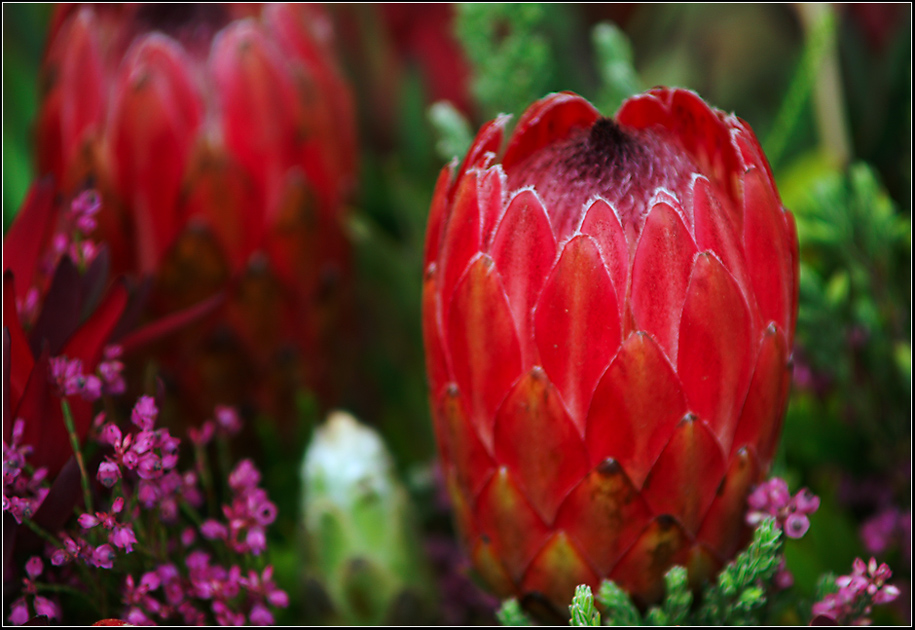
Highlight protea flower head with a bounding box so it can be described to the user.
[422,89,799,616]
[35,4,357,422]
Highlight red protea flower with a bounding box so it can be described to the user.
[35,4,357,422]
[422,89,799,616]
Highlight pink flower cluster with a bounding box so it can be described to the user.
[121,560,289,626]
[746,477,821,590]
[2,419,49,523]
[48,189,101,270]
[747,477,820,539]
[49,345,126,402]
[8,557,60,625]
[4,387,288,626]
[199,460,278,556]
[812,557,901,624]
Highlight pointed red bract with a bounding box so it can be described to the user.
[678,253,753,450]
[535,235,620,430]
[490,190,556,364]
[494,369,590,524]
[423,89,798,615]
[447,257,521,452]
[586,332,687,488]
[629,199,697,364]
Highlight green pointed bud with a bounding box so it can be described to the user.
[301,411,434,624]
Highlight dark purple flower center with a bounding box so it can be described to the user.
[505,118,697,240]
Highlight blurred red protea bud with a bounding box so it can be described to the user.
[422,89,799,616]
[35,4,357,423]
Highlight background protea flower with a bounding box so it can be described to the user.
[422,89,799,616]
[35,4,357,424]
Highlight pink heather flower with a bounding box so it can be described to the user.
[25,556,43,581]
[32,597,60,621]
[214,406,242,436]
[15,287,40,327]
[228,459,261,493]
[746,477,819,539]
[8,598,29,625]
[200,520,228,540]
[812,557,901,624]
[189,421,215,447]
[70,189,101,233]
[860,507,903,555]
[249,603,274,625]
[78,513,100,529]
[213,600,246,626]
[98,357,126,396]
[97,461,121,487]
[131,396,159,430]
[92,544,116,569]
[181,528,197,547]
[242,566,289,609]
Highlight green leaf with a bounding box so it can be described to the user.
[596,580,642,626]
[660,566,692,625]
[496,598,533,626]
[592,22,640,115]
[569,584,601,626]
[455,3,554,117]
[428,101,473,162]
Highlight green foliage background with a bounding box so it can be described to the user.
[2,3,911,625]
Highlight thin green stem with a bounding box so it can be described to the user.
[764,5,838,170]
[61,399,93,513]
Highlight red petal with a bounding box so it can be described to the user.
[677,252,753,450]
[62,281,128,371]
[629,199,697,364]
[479,166,507,250]
[3,178,56,300]
[423,163,455,268]
[3,273,34,417]
[742,168,795,343]
[211,22,299,221]
[731,324,791,466]
[110,35,202,272]
[692,176,753,311]
[455,115,508,192]
[56,8,105,175]
[490,189,556,364]
[535,235,620,431]
[697,447,760,560]
[579,198,630,313]
[618,89,739,203]
[554,458,652,576]
[447,256,521,452]
[118,292,224,356]
[641,415,727,534]
[439,171,482,315]
[586,332,687,488]
[471,537,516,599]
[421,269,450,400]
[609,515,691,607]
[475,467,551,582]
[521,532,599,616]
[494,368,589,524]
[502,93,600,172]
[436,385,495,500]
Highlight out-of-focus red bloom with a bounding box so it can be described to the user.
[35,4,358,423]
[422,90,798,615]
